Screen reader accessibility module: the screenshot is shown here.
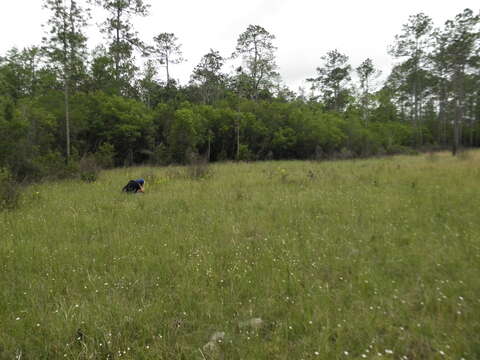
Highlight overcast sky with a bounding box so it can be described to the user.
[1,0,478,91]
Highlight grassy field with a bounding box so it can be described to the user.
[1,151,479,359]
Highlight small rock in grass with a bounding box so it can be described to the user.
[202,331,225,355]
[203,340,217,353]
[210,331,225,342]
[238,317,264,330]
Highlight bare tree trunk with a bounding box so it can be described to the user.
[414,87,420,146]
[452,119,459,156]
[63,4,71,164]
[237,124,240,160]
[165,55,170,86]
[452,70,466,155]
[235,118,240,161]
[65,78,70,163]
[207,133,211,162]
[470,117,474,147]
[115,8,121,83]
[452,96,463,156]
[252,39,258,101]
[438,80,448,147]
[438,100,444,146]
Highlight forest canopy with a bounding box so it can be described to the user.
[0,1,479,181]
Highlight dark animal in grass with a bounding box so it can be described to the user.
[122,179,145,193]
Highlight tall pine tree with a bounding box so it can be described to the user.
[43,0,89,162]
[93,0,150,95]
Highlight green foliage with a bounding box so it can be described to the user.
[191,49,225,104]
[307,49,352,111]
[84,92,154,164]
[0,7,478,180]
[42,0,89,82]
[0,167,20,210]
[232,25,278,100]
[238,144,254,161]
[93,0,149,94]
[79,154,100,182]
[168,108,199,163]
[272,127,297,158]
[33,152,65,179]
[94,142,116,169]
[151,32,184,85]
[150,143,170,165]
[0,97,28,170]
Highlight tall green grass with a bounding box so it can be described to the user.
[1,152,479,359]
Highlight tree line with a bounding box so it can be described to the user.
[0,1,479,181]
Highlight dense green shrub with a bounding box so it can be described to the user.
[151,143,170,165]
[79,154,100,182]
[385,144,419,155]
[94,142,116,169]
[0,167,21,211]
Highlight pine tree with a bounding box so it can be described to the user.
[151,32,184,87]
[93,0,150,94]
[232,25,278,101]
[307,49,351,111]
[42,0,89,162]
[434,9,479,154]
[389,13,434,145]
